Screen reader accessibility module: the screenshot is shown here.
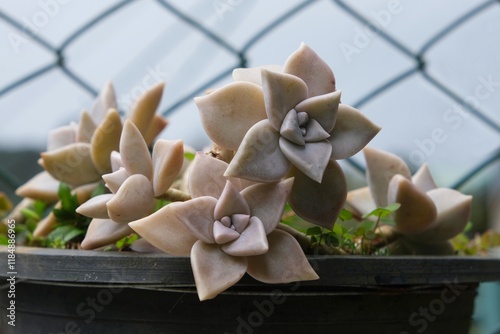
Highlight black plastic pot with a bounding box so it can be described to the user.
[1,246,500,334]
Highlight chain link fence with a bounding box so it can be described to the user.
[0,0,499,193]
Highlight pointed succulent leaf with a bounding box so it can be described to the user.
[90,109,122,174]
[226,120,291,182]
[328,104,381,160]
[387,175,437,234]
[191,241,248,301]
[110,151,124,172]
[90,81,117,124]
[213,220,240,244]
[412,163,438,193]
[143,114,168,146]
[364,146,411,207]
[128,81,164,137]
[171,196,217,244]
[303,118,330,142]
[261,69,308,132]
[195,81,267,150]
[241,178,294,234]
[409,188,472,243]
[231,214,250,233]
[15,171,60,203]
[102,167,129,194]
[280,109,305,145]
[129,238,163,253]
[295,90,340,133]
[47,124,77,151]
[222,216,269,256]
[279,138,332,183]
[232,65,283,85]
[152,139,184,197]
[214,181,250,220]
[76,193,113,219]
[106,174,155,223]
[288,160,347,229]
[247,229,319,283]
[188,153,234,199]
[77,110,97,143]
[128,204,198,256]
[33,210,58,238]
[42,142,101,186]
[81,218,133,250]
[346,186,376,217]
[283,43,336,97]
[120,120,153,180]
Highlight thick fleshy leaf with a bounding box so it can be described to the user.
[241,178,294,234]
[222,216,268,256]
[231,214,250,233]
[247,229,319,283]
[89,81,117,124]
[387,175,437,235]
[232,65,283,85]
[283,43,335,97]
[47,124,77,151]
[120,120,153,180]
[412,164,438,193]
[261,69,308,132]
[188,153,231,199]
[42,142,101,186]
[408,188,472,243]
[279,138,332,183]
[76,194,113,219]
[191,241,248,301]
[289,160,347,229]
[15,171,60,203]
[226,120,291,182]
[81,218,133,250]
[329,104,381,160]
[364,146,411,207]
[214,181,250,220]
[106,174,155,223]
[130,238,163,253]
[295,91,340,133]
[90,109,122,174]
[128,204,198,256]
[213,220,240,244]
[280,109,304,145]
[346,186,376,217]
[152,139,184,197]
[195,81,266,150]
[171,196,217,244]
[102,167,129,193]
[77,110,97,143]
[110,151,124,172]
[143,114,168,146]
[128,81,164,136]
[303,118,330,142]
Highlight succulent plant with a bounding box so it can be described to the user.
[129,153,318,300]
[347,147,473,254]
[195,43,380,229]
[76,120,184,250]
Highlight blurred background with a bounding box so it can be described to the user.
[0,1,499,332]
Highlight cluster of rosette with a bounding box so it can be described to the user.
[14,43,472,300]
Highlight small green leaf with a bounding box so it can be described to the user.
[355,227,366,237]
[464,222,473,232]
[306,226,323,236]
[339,208,353,221]
[33,200,46,215]
[184,152,196,161]
[21,208,40,221]
[364,230,377,240]
[91,183,108,198]
[325,233,339,247]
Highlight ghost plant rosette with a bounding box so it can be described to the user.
[347,147,473,255]
[129,154,318,300]
[195,43,380,229]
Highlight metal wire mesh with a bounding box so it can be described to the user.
[0,0,499,193]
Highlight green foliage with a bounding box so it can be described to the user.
[451,228,500,255]
[184,152,196,161]
[115,234,139,251]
